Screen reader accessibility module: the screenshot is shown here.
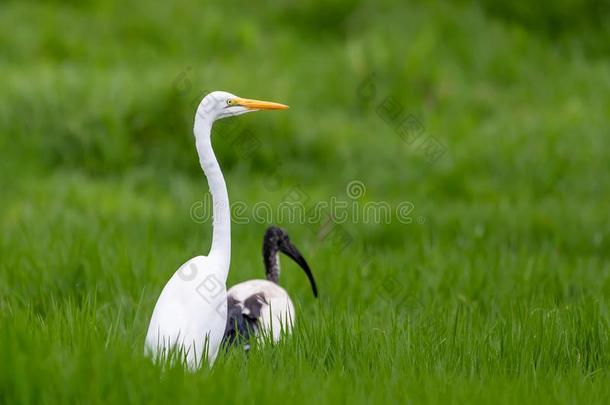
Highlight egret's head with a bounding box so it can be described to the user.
[197,91,289,121]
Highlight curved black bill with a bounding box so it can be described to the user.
[279,241,318,298]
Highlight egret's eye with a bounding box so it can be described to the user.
[226,99,234,106]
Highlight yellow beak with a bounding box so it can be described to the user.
[234,97,289,110]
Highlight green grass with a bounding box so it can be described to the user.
[1,0,610,403]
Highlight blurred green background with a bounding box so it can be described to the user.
[1,0,610,403]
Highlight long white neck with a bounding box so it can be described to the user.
[193,114,230,280]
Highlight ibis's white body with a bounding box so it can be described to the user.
[227,279,295,341]
[145,255,227,369]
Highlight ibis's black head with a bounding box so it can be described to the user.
[263,226,318,297]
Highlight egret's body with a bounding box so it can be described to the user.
[223,226,318,347]
[145,92,288,369]
[146,255,227,367]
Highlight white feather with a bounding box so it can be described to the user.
[144,91,287,369]
[227,279,295,341]
[145,256,227,369]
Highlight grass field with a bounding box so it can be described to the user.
[1,0,610,403]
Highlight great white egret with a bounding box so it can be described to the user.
[145,91,288,370]
[223,226,318,349]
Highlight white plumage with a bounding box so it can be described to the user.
[145,91,288,369]
[223,226,318,347]
[227,279,296,342]
[146,256,228,368]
